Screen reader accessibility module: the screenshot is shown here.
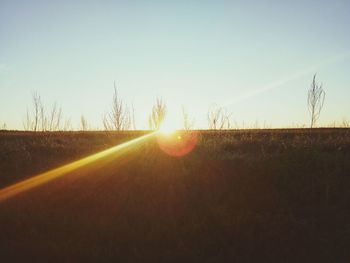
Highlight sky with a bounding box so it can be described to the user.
[0,0,349,130]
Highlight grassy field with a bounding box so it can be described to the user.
[0,129,350,262]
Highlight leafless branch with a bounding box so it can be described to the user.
[182,106,195,130]
[103,82,132,131]
[149,98,167,130]
[207,105,232,130]
[308,74,325,128]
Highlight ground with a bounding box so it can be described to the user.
[0,129,349,262]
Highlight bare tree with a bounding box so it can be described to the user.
[23,92,64,131]
[47,102,62,131]
[80,115,88,131]
[23,92,42,131]
[23,108,32,131]
[182,106,195,130]
[103,83,131,131]
[207,105,232,130]
[149,98,167,130]
[63,117,72,131]
[342,118,350,128]
[40,101,47,131]
[131,104,136,130]
[308,74,325,128]
[32,92,41,131]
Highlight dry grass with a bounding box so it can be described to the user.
[0,129,349,262]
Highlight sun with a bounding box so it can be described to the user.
[158,119,178,135]
[159,124,177,135]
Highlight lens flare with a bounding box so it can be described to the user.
[222,51,350,108]
[0,132,156,202]
[158,119,178,135]
[157,131,198,157]
[159,125,176,135]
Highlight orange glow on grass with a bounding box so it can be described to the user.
[157,130,198,157]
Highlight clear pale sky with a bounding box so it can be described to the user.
[1,0,349,130]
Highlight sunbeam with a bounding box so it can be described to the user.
[222,51,350,108]
[0,132,156,202]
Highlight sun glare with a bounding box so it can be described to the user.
[0,132,156,202]
[158,120,178,135]
[159,125,176,135]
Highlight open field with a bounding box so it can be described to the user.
[0,129,350,262]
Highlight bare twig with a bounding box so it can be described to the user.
[308,74,325,128]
